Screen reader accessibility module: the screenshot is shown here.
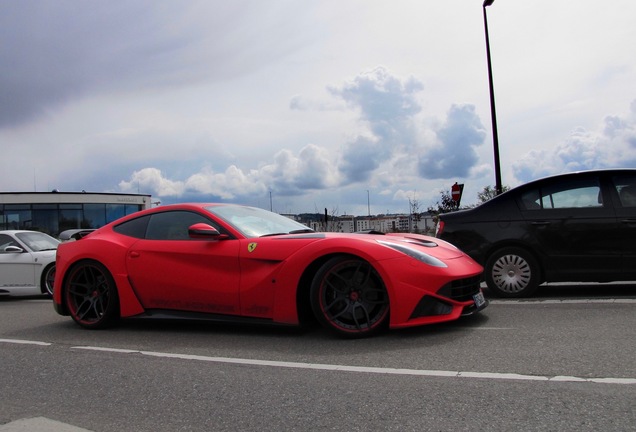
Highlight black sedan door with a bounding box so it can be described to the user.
[610,173,636,277]
[518,174,620,281]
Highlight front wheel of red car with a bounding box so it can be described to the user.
[310,256,389,338]
[64,260,120,329]
[485,247,541,298]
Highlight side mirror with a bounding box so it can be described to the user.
[188,223,229,240]
[4,246,24,253]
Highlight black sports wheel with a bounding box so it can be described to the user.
[41,264,56,296]
[64,261,120,329]
[310,256,389,338]
[485,247,540,298]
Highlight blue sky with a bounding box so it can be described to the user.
[2,0,635,215]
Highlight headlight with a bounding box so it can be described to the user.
[377,240,447,268]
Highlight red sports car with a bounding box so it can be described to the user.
[53,203,487,338]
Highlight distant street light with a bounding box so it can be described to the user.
[482,0,503,195]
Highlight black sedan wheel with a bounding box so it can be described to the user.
[41,264,56,296]
[485,247,540,297]
[310,256,389,338]
[64,261,120,329]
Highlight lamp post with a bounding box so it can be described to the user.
[483,0,502,195]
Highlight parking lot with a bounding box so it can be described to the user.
[1,284,635,432]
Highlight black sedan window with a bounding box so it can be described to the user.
[522,178,602,210]
[521,190,542,210]
[612,175,636,207]
[618,186,636,207]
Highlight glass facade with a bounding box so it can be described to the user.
[1,201,146,235]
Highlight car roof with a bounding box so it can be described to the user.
[518,168,636,185]
[100,203,242,227]
[129,203,246,215]
[443,168,636,214]
[0,230,50,235]
[491,168,636,198]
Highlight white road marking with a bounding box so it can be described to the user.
[0,338,51,346]
[71,345,636,385]
[0,417,92,432]
[2,299,635,388]
[489,299,636,305]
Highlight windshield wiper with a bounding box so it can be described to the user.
[288,229,314,234]
[260,228,315,237]
[259,232,287,237]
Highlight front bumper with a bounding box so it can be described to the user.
[389,272,488,329]
[409,275,487,320]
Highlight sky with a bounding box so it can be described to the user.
[2,0,635,216]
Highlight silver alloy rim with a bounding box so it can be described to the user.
[491,253,531,294]
[44,266,55,296]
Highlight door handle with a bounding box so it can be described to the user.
[530,221,551,226]
[129,251,140,258]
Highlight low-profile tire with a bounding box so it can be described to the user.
[485,247,540,298]
[41,264,56,296]
[64,260,120,329]
[310,256,389,338]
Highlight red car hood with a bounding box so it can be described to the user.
[258,231,469,262]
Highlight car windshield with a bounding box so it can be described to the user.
[15,231,60,252]
[205,205,314,238]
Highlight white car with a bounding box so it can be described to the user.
[0,230,59,296]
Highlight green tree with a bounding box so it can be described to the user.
[429,184,511,220]
[427,189,458,224]
[477,185,510,204]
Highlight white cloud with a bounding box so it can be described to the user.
[418,104,486,179]
[2,1,636,214]
[119,142,341,201]
[260,144,341,195]
[513,100,636,183]
[334,67,427,182]
[0,1,316,127]
[115,67,490,204]
[119,168,185,197]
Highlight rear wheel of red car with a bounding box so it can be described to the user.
[310,256,389,338]
[485,247,540,298]
[64,261,120,329]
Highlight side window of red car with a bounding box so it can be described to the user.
[114,215,151,239]
[145,211,222,240]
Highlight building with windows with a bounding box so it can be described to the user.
[301,213,435,234]
[308,215,355,233]
[0,192,152,236]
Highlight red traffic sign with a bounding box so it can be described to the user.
[451,182,464,205]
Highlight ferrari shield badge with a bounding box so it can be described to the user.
[248,242,258,253]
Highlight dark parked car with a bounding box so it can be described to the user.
[436,169,636,297]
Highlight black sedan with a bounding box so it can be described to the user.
[436,169,636,297]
